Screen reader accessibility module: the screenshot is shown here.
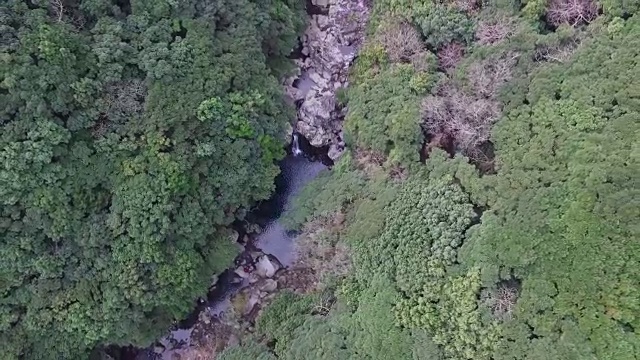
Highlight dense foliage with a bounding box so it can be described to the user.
[461,22,640,357]
[224,0,639,359]
[0,0,303,358]
[3,0,639,357]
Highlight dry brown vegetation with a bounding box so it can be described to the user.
[179,347,216,360]
[421,52,518,153]
[353,147,386,168]
[475,16,517,45]
[482,284,519,320]
[450,0,479,13]
[353,147,386,176]
[294,213,351,287]
[533,37,582,63]
[94,80,146,137]
[50,0,65,22]
[468,51,519,98]
[437,42,465,71]
[422,89,500,151]
[546,0,599,27]
[375,19,425,64]
[103,79,147,116]
[49,0,87,28]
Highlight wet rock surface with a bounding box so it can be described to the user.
[122,1,371,357]
[285,0,370,160]
[135,155,327,359]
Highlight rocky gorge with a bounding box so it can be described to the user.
[110,1,371,358]
[285,0,370,160]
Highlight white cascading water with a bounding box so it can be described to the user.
[292,133,303,156]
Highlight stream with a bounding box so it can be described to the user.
[109,0,370,357]
[251,154,326,266]
[117,136,328,360]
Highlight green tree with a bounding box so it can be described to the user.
[461,17,640,359]
[345,64,423,165]
[219,339,277,360]
[0,0,303,358]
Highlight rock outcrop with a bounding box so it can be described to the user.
[285,0,370,160]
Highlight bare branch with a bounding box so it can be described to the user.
[452,0,479,12]
[483,284,518,320]
[101,79,147,124]
[534,38,581,63]
[546,0,599,27]
[421,88,500,151]
[50,0,64,22]
[375,20,425,64]
[468,52,518,98]
[475,16,516,45]
[438,42,465,72]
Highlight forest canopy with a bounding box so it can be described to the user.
[222,0,640,359]
[2,0,639,358]
[0,0,303,358]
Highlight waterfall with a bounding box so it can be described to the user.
[292,133,303,156]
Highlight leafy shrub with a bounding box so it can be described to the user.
[256,291,317,356]
[600,0,640,17]
[521,0,548,22]
[396,268,501,359]
[282,154,366,230]
[219,340,276,360]
[351,42,388,81]
[415,5,476,48]
[278,276,414,360]
[0,0,300,357]
[460,19,640,358]
[345,64,423,165]
[279,317,353,360]
[353,174,475,295]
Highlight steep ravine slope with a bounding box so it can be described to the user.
[217,1,640,359]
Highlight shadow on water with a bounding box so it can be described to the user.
[244,133,327,265]
[107,133,328,360]
[247,132,330,227]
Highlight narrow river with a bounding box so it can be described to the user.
[117,138,328,360]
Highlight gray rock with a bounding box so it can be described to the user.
[234,267,250,279]
[255,255,279,278]
[308,70,327,88]
[248,274,260,284]
[300,94,333,122]
[328,144,345,160]
[244,293,261,315]
[314,15,330,30]
[228,229,239,243]
[291,0,371,161]
[258,278,278,292]
[282,122,293,144]
[227,334,240,348]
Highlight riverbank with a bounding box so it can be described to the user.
[108,1,372,357]
[285,0,370,160]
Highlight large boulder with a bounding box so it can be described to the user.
[255,255,280,278]
[292,0,370,159]
[257,278,278,293]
